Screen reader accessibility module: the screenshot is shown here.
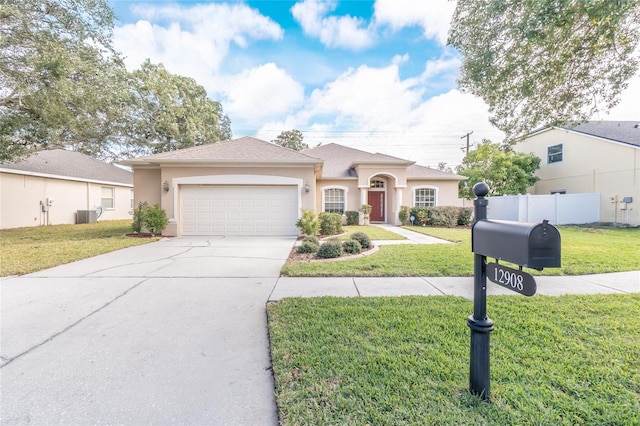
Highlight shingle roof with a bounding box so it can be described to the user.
[563,121,640,147]
[1,149,132,185]
[303,143,464,180]
[124,136,323,164]
[406,164,466,180]
[303,144,413,178]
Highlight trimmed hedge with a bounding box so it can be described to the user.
[350,231,372,249]
[297,242,319,254]
[345,211,360,226]
[319,212,343,235]
[409,206,473,228]
[342,239,362,254]
[303,236,320,246]
[317,239,343,259]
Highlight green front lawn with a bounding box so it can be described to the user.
[0,220,158,276]
[334,225,406,241]
[281,225,640,276]
[268,294,640,425]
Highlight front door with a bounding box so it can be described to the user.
[368,191,385,222]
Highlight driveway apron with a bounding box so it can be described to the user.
[1,236,295,426]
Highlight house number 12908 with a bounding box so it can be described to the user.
[493,267,523,291]
[486,263,537,297]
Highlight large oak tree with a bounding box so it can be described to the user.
[449,0,640,140]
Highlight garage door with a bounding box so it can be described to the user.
[180,185,299,236]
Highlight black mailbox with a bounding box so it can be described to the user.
[472,219,561,270]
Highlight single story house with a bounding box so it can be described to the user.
[120,137,465,236]
[513,121,640,226]
[0,149,134,229]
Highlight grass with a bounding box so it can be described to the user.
[268,294,640,425]
[0,220,158,276]
[281,225,640,277]
[333,225,406,241]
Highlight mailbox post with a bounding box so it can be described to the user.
[468,182,493,400]
[468,183,562,401]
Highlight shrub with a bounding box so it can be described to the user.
[345,210,360,226]
[297,242,319,254]
[316,239,343,259]
[319,212,343,235]
[398,205,410,225]
[437,206,459,228]
[296,208,318,236]
[350,231,372,249]
[145,204,168,235]
[131,201,149,233]
[303,236,320,246]
[457,207,473,226]
[342,239,362,254]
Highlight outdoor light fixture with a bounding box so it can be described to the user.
[304,182,310,193]
[163,180,170,193]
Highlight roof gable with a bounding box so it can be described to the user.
[0,149,132,185]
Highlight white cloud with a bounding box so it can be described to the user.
[374,0,456,46]
[291,0,375,50]
[221,63,305,122]
[114,2,283,89]
[256,62,502,168]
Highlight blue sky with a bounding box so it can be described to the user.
[109,0,639,167]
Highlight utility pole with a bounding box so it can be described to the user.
[461,131,474,154]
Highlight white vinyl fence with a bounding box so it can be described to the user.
[486,193,600,225]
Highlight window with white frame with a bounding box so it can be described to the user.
[370,179,385,188]
[130,189,134,209]
[101,187,115,210]
[324,188,345,213]
[547,144,563,164]
[414,188,436,207]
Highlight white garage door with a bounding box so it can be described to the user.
[180,185,299,236]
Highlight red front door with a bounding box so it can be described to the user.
[368,192,385,222]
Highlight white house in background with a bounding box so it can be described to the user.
[513,121,640,226]
[0,149,133,229]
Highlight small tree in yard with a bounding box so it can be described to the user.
[132,202,168,235]
[296,208,318,236]
[361,204,372,225]
[457,140,540,199]
[144,204,168,235]
[131,201,149,233]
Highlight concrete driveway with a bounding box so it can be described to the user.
[1,236,295,425]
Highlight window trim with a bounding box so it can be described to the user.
[101,186,115,210]
[412,185,438,207]
[321,185,349,214]
[547,143,563,164]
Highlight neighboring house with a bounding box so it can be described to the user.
[120,136,465,236]
[513,121,640,225]
[0,149,134,229]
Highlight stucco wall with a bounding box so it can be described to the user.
[514,129,640,225]
[0,172,132,229]
[315,176,462,225]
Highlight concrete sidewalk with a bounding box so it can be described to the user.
[269,271,640,301]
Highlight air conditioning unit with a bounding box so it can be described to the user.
[77,210,98,224]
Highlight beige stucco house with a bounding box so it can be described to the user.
[514,121,640,225]
[120,137,465,236]
[0,149,134,229]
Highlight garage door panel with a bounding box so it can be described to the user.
[181,185,298,236]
